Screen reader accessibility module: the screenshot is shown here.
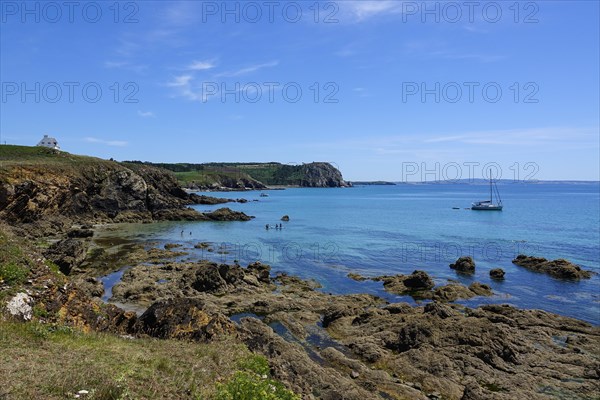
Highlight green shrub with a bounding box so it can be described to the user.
[216,355,300,400]
[0,262,29,284]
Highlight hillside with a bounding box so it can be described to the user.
[126,161,350,189]
[0,146,251,235]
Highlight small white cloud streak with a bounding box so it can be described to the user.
[85,137,128,147]
[137,111,155,118]
[338,0,406,21]
[187,60,216,71]
[215,61,279,78]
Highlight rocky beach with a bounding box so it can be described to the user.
[1,146,599,399]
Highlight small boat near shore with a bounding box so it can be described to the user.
[472,170,503,211]
[260,192,269,197]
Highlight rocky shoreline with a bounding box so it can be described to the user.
[1,148,599,399]
[4,233,599,399]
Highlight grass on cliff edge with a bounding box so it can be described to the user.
[0,321,298,400]
[0,144,112,167]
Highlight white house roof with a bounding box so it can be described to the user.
[37,134,60,149]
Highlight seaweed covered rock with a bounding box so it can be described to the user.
[135,298,235,341]
[512,255,592,279]
[205,207,254,221]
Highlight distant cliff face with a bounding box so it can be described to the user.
[299,162,349,188]
[138,161,349,189]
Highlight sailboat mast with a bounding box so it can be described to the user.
[489,169,492,202]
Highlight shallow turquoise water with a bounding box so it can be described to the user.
[97,183,600,324]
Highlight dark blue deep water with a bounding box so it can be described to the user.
[97,183,600,324]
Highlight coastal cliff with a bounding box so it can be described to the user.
[0,146,251,233]
[129,161,350,189]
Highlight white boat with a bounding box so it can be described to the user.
[472,171,503,211]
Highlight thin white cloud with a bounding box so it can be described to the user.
[137,110,155,118]
[334,48,357,57]
[340,0,405,21]
[104,60,148,73]
[187,60,216,71]
[166,74,203,101]
[167,75,193,88]
[85,137,128,147]
[424,127,599,146]
[215,61,279,78]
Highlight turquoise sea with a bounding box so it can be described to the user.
[98,183,600,324]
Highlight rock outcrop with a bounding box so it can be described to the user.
[0,147,252,232]
[373,270,435,294]
[490,268,506,279]
[512,254,593,279]
[449,256,476,273]
[135,298,236,341]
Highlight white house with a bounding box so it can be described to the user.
[37,135,60,150]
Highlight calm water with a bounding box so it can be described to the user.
[96,183,600,324]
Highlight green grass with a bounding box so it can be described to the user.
[0,321,261,400]
[0,230,30,286]
[0,144,110,166]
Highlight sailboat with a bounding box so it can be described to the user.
[471,170,503,211]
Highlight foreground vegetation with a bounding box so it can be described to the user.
[0,320,286,399]
[0,222,299,400]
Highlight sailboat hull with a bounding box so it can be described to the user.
[471,204,503,211]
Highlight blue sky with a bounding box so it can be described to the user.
[1,0,598,181]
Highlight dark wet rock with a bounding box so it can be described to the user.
[67,228,93,238]
[163,243,182,250]
[489,268,505,280]
[449,256,476,273]
[348,272,367,281]
[512,254,592,279]
[135,298,235,341]
[281,215,290,221]
[403,270,435,290]
[373,270,434,295]
[44,238,89,275]
[205,207,253,221]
